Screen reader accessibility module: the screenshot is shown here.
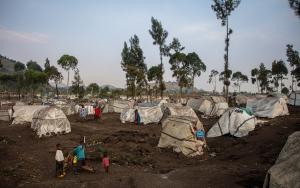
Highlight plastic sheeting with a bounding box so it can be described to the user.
[109,100,131,113]
[263,131,300,188]
[288,91,300,106]
[246,97,289,118]
[12,105,48,125]
[31,106,71,137]
[187,97,228,117]
[207,108,256,137]
[120,105,163,125]
[158,116,206,157]
[162,106,198,121]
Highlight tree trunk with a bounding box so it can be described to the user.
[56,83,59,99]
[67,70,69,97]
[292,66,294,92]
[280,77,283,93]
[224,16,229,102]
[191,75,195,94]
[159,49,163,99]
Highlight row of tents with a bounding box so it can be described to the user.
[0,93,294,155]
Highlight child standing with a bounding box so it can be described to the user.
[55,143,65,178]
[102,152,109,173]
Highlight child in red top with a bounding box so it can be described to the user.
[102,152,109,173]
[94,106,102,120]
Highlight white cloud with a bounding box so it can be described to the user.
[0,27,48,44]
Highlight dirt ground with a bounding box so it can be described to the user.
[0,106,299,188]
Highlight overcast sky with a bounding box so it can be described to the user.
[0,0,299,92]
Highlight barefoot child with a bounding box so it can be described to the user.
[102,152,109,173]
[55,143,65,178]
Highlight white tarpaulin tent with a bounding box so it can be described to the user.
[31,106,71,137]
[187,97,228,117]
[12,105,48,125]
[158,116,206,157]
[162,106,198,120]
[207,108,256,137]
[246,97,289,118]
[120,105,163,125]
[288,90,300,106]
[109,100,132,113]
[263,131,300,188]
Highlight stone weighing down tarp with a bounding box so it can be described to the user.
[162,106,198,120]
[207,108,256,138]
[263,131,300,188]
[187,96,228,117]
[120,105,163,125]
[12,105,48,125]
[246,97,289,118]
[158,116,206,157]
[31,106,71,137]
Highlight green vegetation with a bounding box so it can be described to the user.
[211,0,241,100]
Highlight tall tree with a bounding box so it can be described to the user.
[186,52,206,93]
[271,60,288,92]
[26,60,43,72]
[71,68,84,98]
[257,63,272,93]
[288,0,300,18]
[286,44,300,91]
[0,60,2,68]
[57,54,78,96]
[219,69,232,93]
[231,71,248,93]
[209,69,219,93]
[149,17,169,98]
[14,62,26,99]
[121,35,147,99]
[251,68,260,93]
[211,0,241,101]
[147,65,162,99]
[50,68,63,98]
[169,52,190,98]
[86,83,100,97]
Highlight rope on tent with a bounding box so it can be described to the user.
[233,116,256,136]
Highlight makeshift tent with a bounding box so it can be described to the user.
[246,97,289,118]
[120,105,163,125]
[31,106,71,137]
[55,103,75,116]
[187,97,228,117]
[12,105,48,124]
[263,131,300,188]
[207,108,256,137]
[108,100,132,113]
[235,95,252,106]
[288,90,300,106]
[158,116,206,157]
[162,106,198,121]
[0,110,10,121]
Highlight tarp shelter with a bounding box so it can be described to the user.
[246,97,289,118]
[31,106,71,137]
[55,104,75,116]
[207,108,256,138]
[263,131,300,188]
[187,96,228,117]
[288,90,300,106]
[158,116,206,157]
[162,106,198,121]
[12,105,48,124]
[120,105,163,125]
[108,100,132,113]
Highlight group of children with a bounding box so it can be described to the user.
[79,104,102,120]
[55,140,109,178]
